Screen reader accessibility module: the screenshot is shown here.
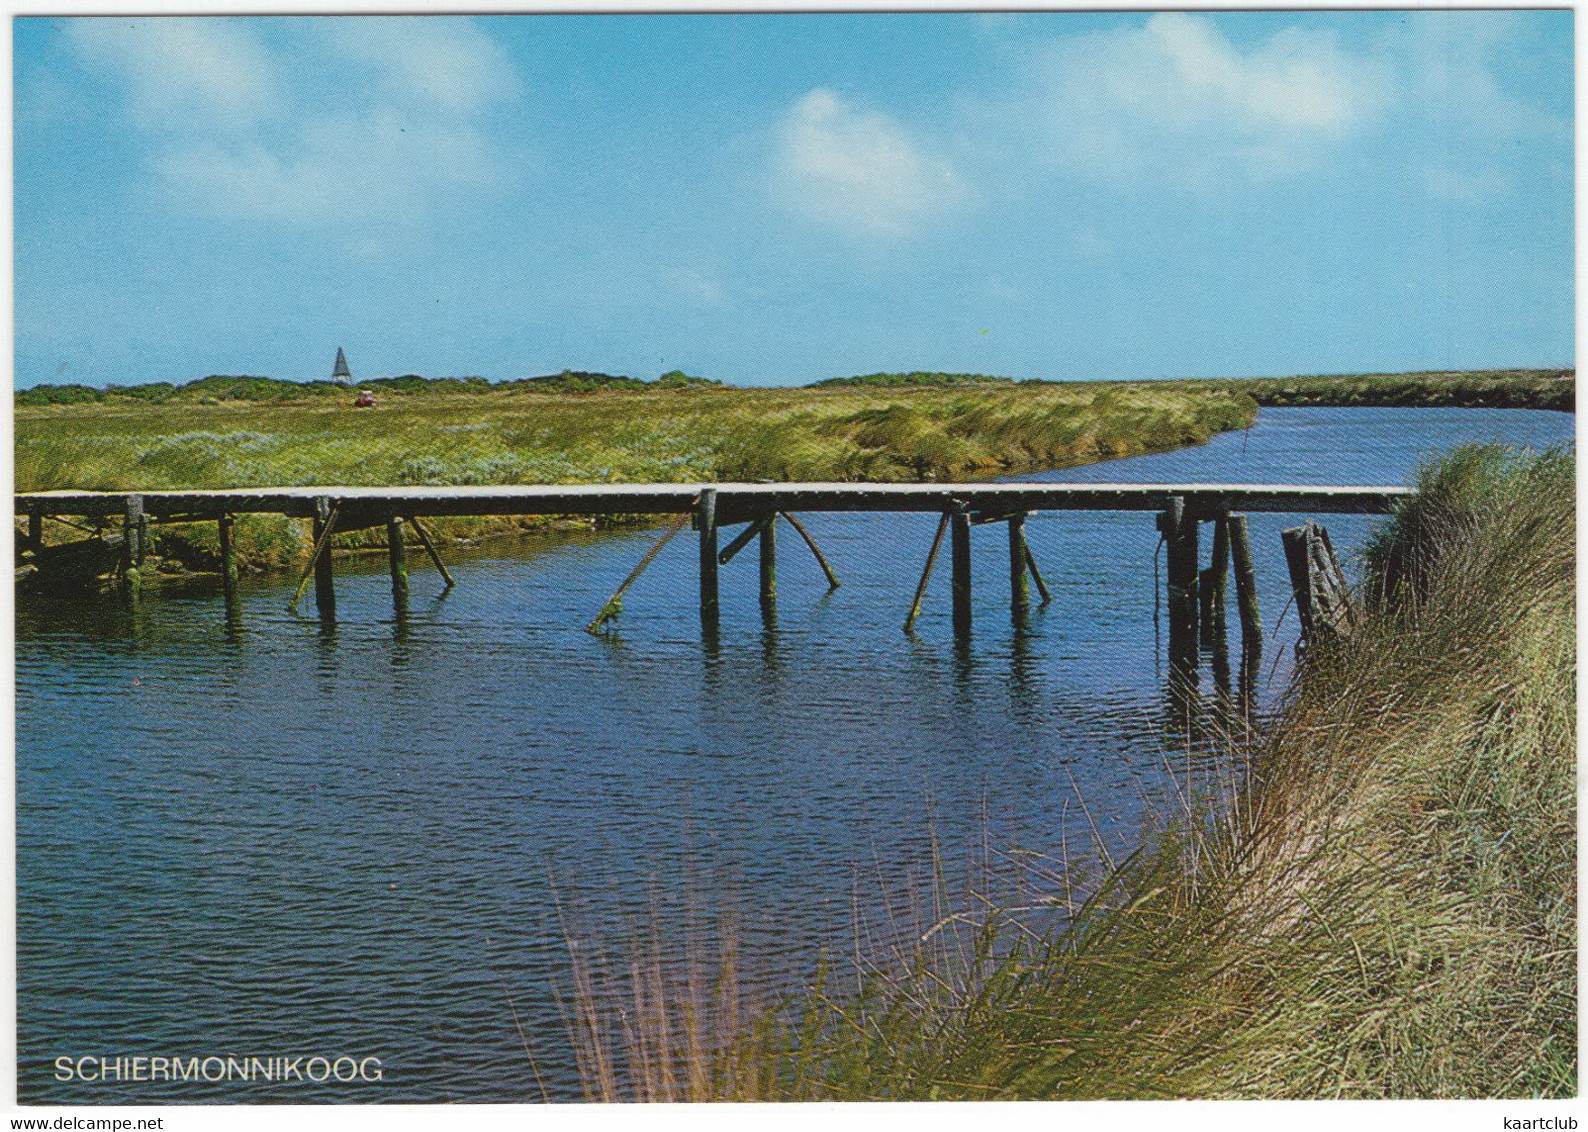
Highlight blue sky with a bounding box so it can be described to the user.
[13,11,1575,389]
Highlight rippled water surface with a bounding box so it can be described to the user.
[16,406,1572,1103]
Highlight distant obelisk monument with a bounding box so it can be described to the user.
[333,347,351,381]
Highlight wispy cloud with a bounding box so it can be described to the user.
[773,88,962,237]
[1395,11,1570,202]
[1025,13,1392,180]
[67,16,521,227]
[321,17,521,113]
[69,17,276,128]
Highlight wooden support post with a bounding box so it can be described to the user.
[218,514,239,601]
[1160,498,1198,681]
[1281,525,1314,639]
[779,511,840,590]
[758,514,777,611]
[586,513,691,634]
[387,515,409,616]
[698,489,719,627]
[406,516,455,591]
[1007,512,1030,616]
[289,502,340,611]
[121,494,143,601]
[27,512,42,553]
[312,496,336,621]
[904,512,950,633]
[718,515,770,566]
[1228,514,1262,655]
[1024,543,1053,607]
[1201,515,1230,647]
[950,506,972,634]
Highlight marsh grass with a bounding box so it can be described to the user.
[16,383,1254,571]
[1172,369,1573,412]
[564,446,1576,1100]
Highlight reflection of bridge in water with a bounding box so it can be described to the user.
[15,481,1409,697]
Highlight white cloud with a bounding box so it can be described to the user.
[1400,11,1565,142]
[1424,165,1511,203]
[69,16,521,228]
[664,267,726,306]
[774,89,961,237]
[1029,13,1391,179]
[157,112,502,225]
[321,17,521,113]
[68,17,276,129]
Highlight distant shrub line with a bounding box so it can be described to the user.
[15,369,723,406]
[19,367,1571,410]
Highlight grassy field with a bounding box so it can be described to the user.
[565,446,1576,1100]
[16,382,1255,571]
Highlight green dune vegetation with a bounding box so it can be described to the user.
[813,367,1574,410]
[16,380,1254,573]
[561,446,1575,1100]
[1187,369,1574,412]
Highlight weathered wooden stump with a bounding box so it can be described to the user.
[1282,520,1355,643]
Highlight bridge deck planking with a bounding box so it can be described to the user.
[16,482,1412,523]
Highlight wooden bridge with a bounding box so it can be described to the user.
[14,482,1411,680]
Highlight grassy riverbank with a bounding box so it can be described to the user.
[567,446,1575,1100]
[1188,369,1573,411]
[16,382,1254,572]
[809,368,1574,411]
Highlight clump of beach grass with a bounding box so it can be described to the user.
[563,445,1575,1100]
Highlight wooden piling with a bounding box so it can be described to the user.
[218,514,239,600]
[1023,543,1053,607]
[904,513,950,634]
[718,515,770,566]
[1228,514,1262,654]
[1201,515,1230,646]
[1281,524,1314,640]
[121,494,143,600]
[312,496,336,620]
[1007,512,1030,615]
[759,514,776,611]
[585,513,691,634]
[698,488,719,626]
[27,511,42,553]
[1161,499,1198,679]
[779,511,840,590]
[387,515,409,615]
[406,515,455,591]
[951,507,972,633]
